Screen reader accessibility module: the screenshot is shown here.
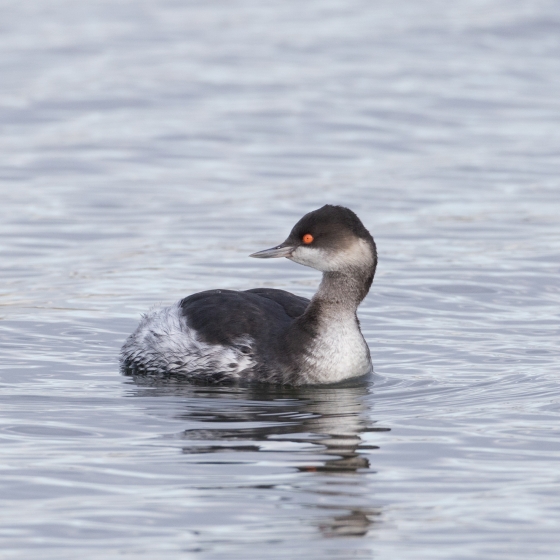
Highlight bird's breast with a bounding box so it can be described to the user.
[301,312,371,384]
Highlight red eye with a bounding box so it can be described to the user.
[302,233,314,244]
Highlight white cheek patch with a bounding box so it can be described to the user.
[291,238,373,272]
[328,238,374,270]
[290,246,331,271]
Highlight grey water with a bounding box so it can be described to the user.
[1,0,560,558]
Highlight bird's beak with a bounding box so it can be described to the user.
[249,242,294,259]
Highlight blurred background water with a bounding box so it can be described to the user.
[1,0,560,558]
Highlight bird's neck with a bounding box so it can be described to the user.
[308,269,372,318]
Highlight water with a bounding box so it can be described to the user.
[1,0,560,557]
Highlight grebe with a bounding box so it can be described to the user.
[121,205,377,385]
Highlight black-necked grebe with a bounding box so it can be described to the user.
[121,205,377,385]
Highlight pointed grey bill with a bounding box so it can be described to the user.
[249,243,295,259]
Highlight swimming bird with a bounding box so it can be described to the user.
[121,205,377,385]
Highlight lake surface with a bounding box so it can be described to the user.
[1,0,560,558]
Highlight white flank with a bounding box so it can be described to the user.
[121,303,255,378]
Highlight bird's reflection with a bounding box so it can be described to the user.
[128,375,389,538]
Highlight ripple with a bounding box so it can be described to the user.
[3,425,97,438]
[429,284,497,294]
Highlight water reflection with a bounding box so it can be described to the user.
[128,376,388,538]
